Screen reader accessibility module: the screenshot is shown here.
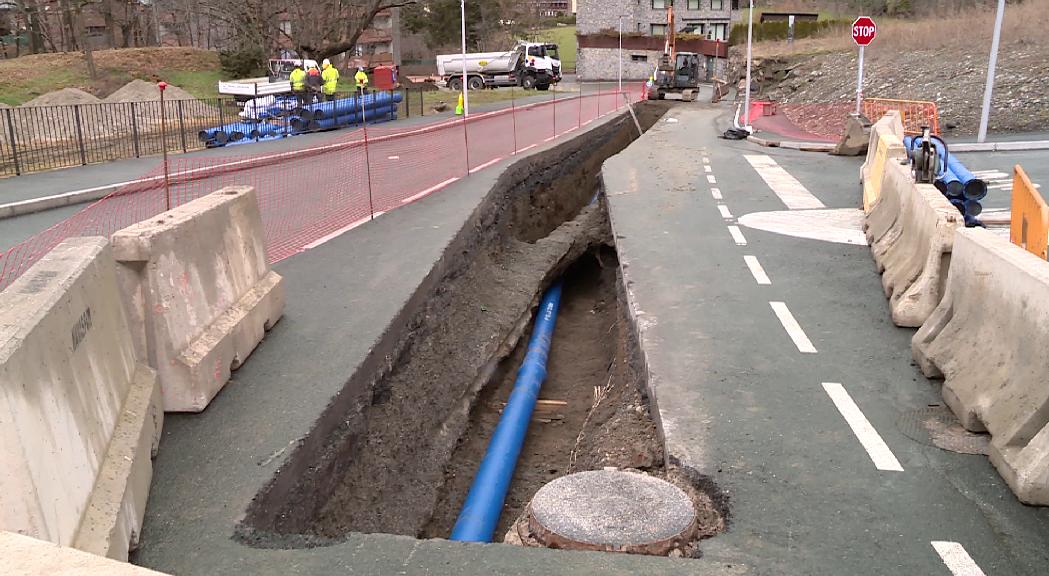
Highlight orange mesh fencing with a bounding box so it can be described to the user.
[0,86,641,291]
[1010,164,1049,259]
[862,98,940,136]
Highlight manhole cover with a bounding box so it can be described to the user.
[526,469,696,555]
[896,405,990,455]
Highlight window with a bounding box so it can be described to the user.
[708,23,728,41]
[687,0,700,9]
[279,20,292,35]
[631,54,648,62]
[682,23,705,35]
[711,0,724,10]
[652,0,666,8]
[650,24,667,36]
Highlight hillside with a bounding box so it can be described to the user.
[0,47,221,106]
[739,0,1049,136]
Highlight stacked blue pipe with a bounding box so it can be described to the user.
[905,136,987,227]
[298,92,403,120]
[289,105,398,134]
[450,283,564,543]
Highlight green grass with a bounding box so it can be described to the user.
[0,68,101,106]
[535,26,577,72]
[159,69,223,100]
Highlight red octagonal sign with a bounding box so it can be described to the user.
[852,16,877,46]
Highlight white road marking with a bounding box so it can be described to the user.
[400,177,460,204]
[704,165,713,173]
[728,225,747,245]
[518,144,538,153]
[302,216,371,250]
[932,542,987,576]
[822,382,904,472]
[718,204,733,219]
[744,154,826,210]
[707,175,717,184]
[388,155,400,160]
[970,170,1009,178]
[702,157,710,164]
[738,209,867,246]
[989,182,1039,190]
[711,188,723,200]
[469,157,503,174]
[770,302,817,354]
[743,255,771,285]
[544,135,558,142]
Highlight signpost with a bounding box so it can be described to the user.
[851,16,877,115]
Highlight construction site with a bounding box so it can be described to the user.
[3,1,1049,575]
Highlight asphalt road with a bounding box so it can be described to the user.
[604,105,1049,575]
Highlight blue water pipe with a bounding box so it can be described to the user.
[301,91,403,120]
[450,282,564,543]
[289,106,397,133]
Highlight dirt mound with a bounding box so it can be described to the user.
[105,79,197,103]
[22,88,101,107]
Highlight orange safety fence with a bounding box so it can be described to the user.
[862,98,940,136]
[1010,165,1049,259]
[0,86,642,291]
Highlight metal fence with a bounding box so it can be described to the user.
[0,87,457,177]
[0,85,644,290]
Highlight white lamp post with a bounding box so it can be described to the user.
[460,0,469,117]
[977,0,1005,143]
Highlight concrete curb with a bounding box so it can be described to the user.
[747,135,834,152]
[950,140,1049,153]
[0,182,127,219]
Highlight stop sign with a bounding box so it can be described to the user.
[852,16,877,46]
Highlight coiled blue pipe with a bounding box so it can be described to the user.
[450,282,564,543]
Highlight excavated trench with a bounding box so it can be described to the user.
[237,101,725,554]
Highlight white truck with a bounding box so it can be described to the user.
[436,42,561,91]
[218,58,319,101]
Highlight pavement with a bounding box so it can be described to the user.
[602,105,1049,575]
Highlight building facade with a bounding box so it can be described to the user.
[576,0,733,81]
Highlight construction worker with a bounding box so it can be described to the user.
[290,62,307,108]
[354,66,369,95]
[306,64,323,104]
[321,58,340,102]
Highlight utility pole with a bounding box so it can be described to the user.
[977,0,1006,143]
[743,0,754,129]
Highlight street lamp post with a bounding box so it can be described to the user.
[460,0,469,117]
[743,0,754,129]
[977,0,1005,143]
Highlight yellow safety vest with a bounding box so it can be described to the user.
[322,66,340,95]
[354,70,369,89]
[290,68,306,91]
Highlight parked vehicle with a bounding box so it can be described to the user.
[436,42,561,91]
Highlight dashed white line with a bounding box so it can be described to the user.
[400,177,460,204]
[704,165,713,173]
[302,216,372,250]
[469,157,503,174]
[518,144,538,153]
[707,175,717,184]
[822,382,904,472]
[718,204,733,219]
[728,225,747,246]
[543,135,558,142]
[702,157,710,164]
[932,542,987,576]
[744,154,826,210]
[743,255,771,285]
[388,155,400,160]
[711,187,722,200]
[770,302,817,354]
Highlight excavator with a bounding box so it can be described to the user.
[647,0,703,101]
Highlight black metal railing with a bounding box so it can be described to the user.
[0,86,443,178]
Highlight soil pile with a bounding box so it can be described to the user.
[23,88,101,107]
[105,79,199,103]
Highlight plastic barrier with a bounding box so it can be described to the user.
[865,158,962,327]
[111,186,285,412]
[2,531,171,575]
[913,227,1049,505]
[0,237,161,560]
[1010,165,1049,260]
[860,111,906,213]
[862,98,940,136]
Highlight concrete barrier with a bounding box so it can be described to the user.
[864,158,962,327]
[111,186,284,412]
[913,227,1049,505]
[1,531,170,575]
[860,111,906,213]
[0,237,161,560]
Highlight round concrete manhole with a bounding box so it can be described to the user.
[896,405,990,455]
[525,469,697,555]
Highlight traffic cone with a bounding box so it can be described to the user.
[455,93,464,115]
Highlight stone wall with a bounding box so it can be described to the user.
[578,0,733,36]
[577,48,662,81]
